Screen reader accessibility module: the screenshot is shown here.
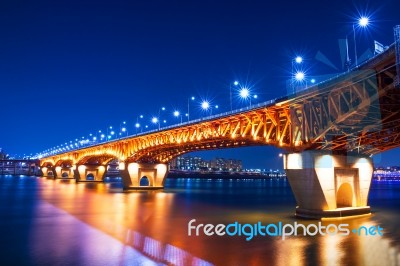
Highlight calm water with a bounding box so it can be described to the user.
[0,175,399,266]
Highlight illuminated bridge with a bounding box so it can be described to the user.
[39,26,400,219]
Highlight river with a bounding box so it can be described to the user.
[0,175,399,265]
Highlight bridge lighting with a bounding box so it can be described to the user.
[135,123,140,128]
[201,101,210,110]
[111,131,115,135]
[359,17,369,27]
[230,81,240,111]
[173,111,180,117]
[311,78,316,84]
[152,117,158,124]
[187,96,196,121]
[239,88,250,99]
[295,56,303,63]
[121,127,126,132]
[253,94,258,99]
[350,16,370,66]
[295,71,305,81]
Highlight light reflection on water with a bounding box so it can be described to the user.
[0,176,399,265]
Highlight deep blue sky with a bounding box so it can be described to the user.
[1,0,399,168]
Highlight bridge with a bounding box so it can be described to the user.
[38,26,400,219]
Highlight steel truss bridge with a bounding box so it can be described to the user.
[38,26,400,219]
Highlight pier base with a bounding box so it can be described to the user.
[283,151,373,219]
[74,165,106,182]
[120,162,168,190]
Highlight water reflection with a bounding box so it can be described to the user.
[1,175,400,265]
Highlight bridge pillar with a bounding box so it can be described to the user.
[55,166,74,179]
[74,164,106,182]
[41,166,56,179]
[283,151,373,219]
[120,162,168,190]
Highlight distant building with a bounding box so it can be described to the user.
[170,155,242,172]
[373,166,400,180]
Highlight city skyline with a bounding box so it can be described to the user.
[1,0,400,168]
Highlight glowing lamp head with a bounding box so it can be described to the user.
[239,88,250,99]
[359,17,369,27]
[311,78,316,84]
[135,123,140,128]
[121,127,126,132]
[201,101,210,110]
[295,56,303,63]
[173,111,180,117]
[152,117,158,124]
[295,71,305,81]
[233,81,239,86]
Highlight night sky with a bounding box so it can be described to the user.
[1,0,399,168]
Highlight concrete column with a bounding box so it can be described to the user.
[283,151,373,219]
[120,162,168,190]
[74,164,106,182]
[55,166,74,179]
[41,166,56,179]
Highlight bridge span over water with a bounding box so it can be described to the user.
[39,27,400,218]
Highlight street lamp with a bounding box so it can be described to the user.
[354,16,369,66]
[107,126,113,141]
[174,110,182,123]
[291,56,303,94]
[239,87,254,107]
[152,117,160,129]
[201,100,211,116]
[230,81,239,111]
[201,100,210,110]
[135,115,143,133]
[120,121,127,137]
[346,16,370,68]
[187,96,195,121]
[295,71,308,89]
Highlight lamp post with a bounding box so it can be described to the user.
[239,87,254,107]
[174,110,182,123]
[152,117,160,130]
[295,71,307,89]
[291,56,303,94]
[187,96,195,121]
[201,100,210,116]
[120,121,127,137]
[135,115,143,133]
[230,81,239,111]
[346,16,369,69]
